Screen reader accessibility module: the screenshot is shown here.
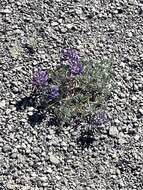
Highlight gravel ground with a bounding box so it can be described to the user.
[0,0,143,189]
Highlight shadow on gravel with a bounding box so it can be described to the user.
[77,129,95,149]
[23,44,35,54]
[16,96,47,126]
[48,116,61,127]
[15,96,36,111]
[28,111,46,127]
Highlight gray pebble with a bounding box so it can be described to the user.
[0,100,6,109]
[138,108,143,115]
[2,145,11,153]
[0,9,11,14]
[49,154,60,165]
[109,126,119,137]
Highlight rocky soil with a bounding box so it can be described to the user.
[0,0,143,189]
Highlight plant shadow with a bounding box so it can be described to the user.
[16,95,47,127]
[28,111,46,127]
[23,43,35,54]
[77,128,95,149]
[15,96,36,111]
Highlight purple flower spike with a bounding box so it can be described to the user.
[62,48,79,64]
[70,63,83,75]
[32,69,48,87]
[95,111,109,126]
[48,86,60,100]
[62,48,84,76]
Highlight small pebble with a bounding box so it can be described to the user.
[109,126,119,137]
[49,154,60,165]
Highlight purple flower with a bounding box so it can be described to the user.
[70,63,83,75]
[32,69,48,86]
[62,48,84,76]
[62,48,79,64]
[95,111,109,125]
[48,86,60,100]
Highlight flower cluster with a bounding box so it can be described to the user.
[32,69,59,100]
[70,62,83,75]
[62,48,83,75]
[94,111,109,125]
[62,48,79,64]
[32,69,48,86]
[48,86,59,100]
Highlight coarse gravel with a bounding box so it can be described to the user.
[0,0,143,190]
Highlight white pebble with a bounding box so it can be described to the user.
[109,126,119,137]
[51,22,58,26]
[0,100,6,108]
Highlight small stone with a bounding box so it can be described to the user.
[27,111,33,116]
[49,154,60,165]
[21,143,27,149]
[58,18,63,23]
[66,24,73,29]
[109,126,119,137]
[118,138,126,144]
[129,0,138,5]
[111,153,118,159]
[33,60,38,65]
[14,29,23,34]
[98,165,105,174]
[31,172,37,177]
[0,100,6,108]
[3,145,11,153]
[114,119,120,125]
[141,142,143,147]
[60,27,67,33]
[51,22,58,26]
[11,153,17,159]
[75,8,82,15]
[49,129,55,135]
[28,107,34,111]
[127,32,133,37]
[1,9,11,14]
[13,87,19,93]
[134,134,140,141]
[113,10,118,14]
[22,186,31,190]
[46,135,52,140]
[110,24,116,31]
[42,183,48,187]
[47,168,52,173]
[7,183,16,190]
[40,176,48,182]
[133,84,138,91]
[120,62,126,68]
[139,108,143,115]
[140,53,143,59]
[131,96,137,101]
[61,142,67,147]
[6,109,11,115]
[56,175,61,180]
[118,179,125,187]
[26,148,31,154]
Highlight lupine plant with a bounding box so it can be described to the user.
[31,48,113,125]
